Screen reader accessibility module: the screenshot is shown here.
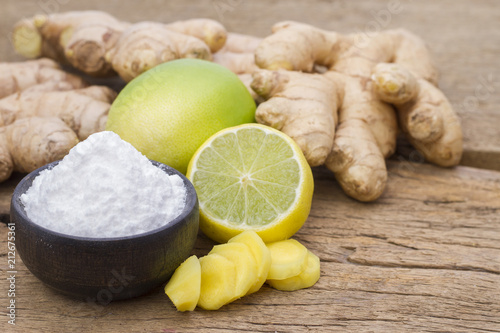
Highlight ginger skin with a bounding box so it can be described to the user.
[13,11,129,76]
[0,59,117,182]
[213,32,262,75]
[213,33,263,101]
[0,117,78,182]
[0,85,116,140]
[165,18,227,53]
[252,69,392,202]
[0,58,87,99]
[372,63,462,166]
[324,72,391,201]
[252,21,462,201]
[218,32,262,54]
[251,70,340,167]
[13,11,228,81]
[107,22,212,82]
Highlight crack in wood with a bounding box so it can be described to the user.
[423,199,467,205]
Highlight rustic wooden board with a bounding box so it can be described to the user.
[1,0,500,332]
[1,0,499,171]
[1,161,499,332]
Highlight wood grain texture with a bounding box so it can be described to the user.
[0,0,499,170]
[1,161,499,332]
[0,1,499,332]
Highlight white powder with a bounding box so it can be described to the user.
[20,131,187,238]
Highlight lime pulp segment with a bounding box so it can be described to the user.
[192,128,302,227]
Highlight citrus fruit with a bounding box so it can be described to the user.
[105,58,256,174]
[186,123,314,243]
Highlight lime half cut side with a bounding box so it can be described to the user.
[186,124,314,243]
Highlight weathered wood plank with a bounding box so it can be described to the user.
[1,0,499,170]
[1,161,499,332]
[0,1,499,331]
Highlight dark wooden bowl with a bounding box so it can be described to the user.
[11,160,199,302]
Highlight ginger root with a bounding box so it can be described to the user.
[0,117,78,182]
[0,58,87,99]
[372,63,462,166]
[13,11,227,81]
[13,11,130,76]
[0,59,117,182]
[0,83,116,140]
[252,69,393,202]
[107,22,212,82]
[213,33,263,101]
[165,18,227,53]
[252,21,462,201]
[251,70,340,166]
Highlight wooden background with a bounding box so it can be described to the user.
[1,0,499,332]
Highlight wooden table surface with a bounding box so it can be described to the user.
[1,1,499,332]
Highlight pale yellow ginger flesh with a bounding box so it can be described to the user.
[228,230,271,295]
[12,11,227,80]
[164,255,201,312]
[266,250,321,291]
[251,21,463,201]
[198,254,237,310]
[209,242,258,300]
[266,239,309,280]
[164,232,319,311]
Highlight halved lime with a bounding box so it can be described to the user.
[186,124,314,243]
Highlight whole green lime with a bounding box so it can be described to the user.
[106,59,256,174]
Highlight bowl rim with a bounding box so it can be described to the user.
[11,159,198,243]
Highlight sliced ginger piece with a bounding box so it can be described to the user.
[266,239,308,280]
[209,242,258,300]
[198,253,237,310]
[228,230,271,295]
[164,255,201,312]
[267,250,320,291]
